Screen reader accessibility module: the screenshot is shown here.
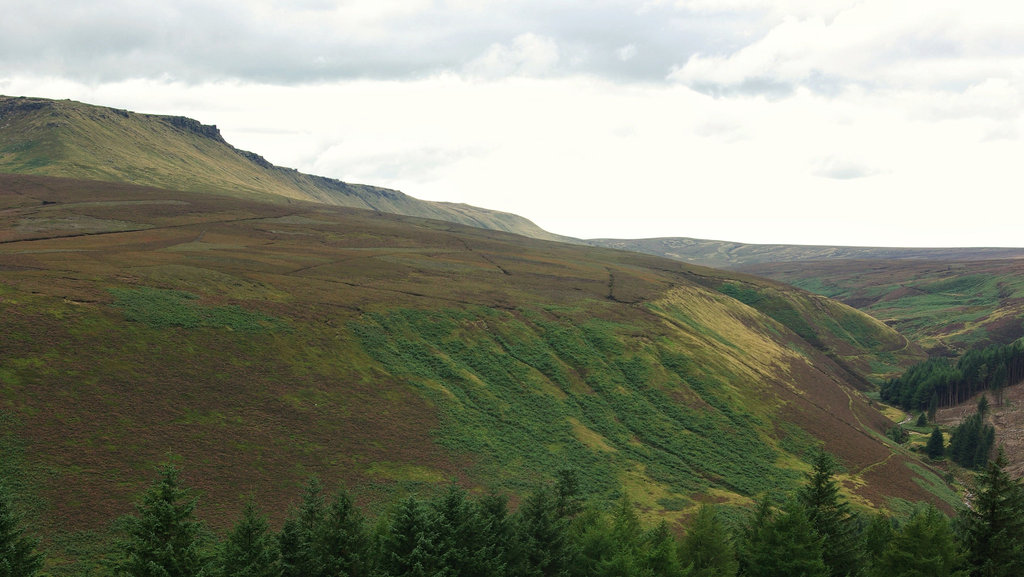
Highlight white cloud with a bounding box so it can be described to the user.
[812,157,885,181]
[616,44,638,62]
[668,0,1024,101]
[465,33,561,78]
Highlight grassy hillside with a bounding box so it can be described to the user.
[739,259,1024,356]
[0,95,571,242]
[0,174,951,574]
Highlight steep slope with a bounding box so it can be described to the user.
[0,95,571,242]
[0,174,953,571]
[588,236,1024,269]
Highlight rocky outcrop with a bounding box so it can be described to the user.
[160,115,226,143]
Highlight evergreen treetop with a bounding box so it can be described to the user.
[0,480,43,577]
[958,449,1024,577]
[113,464,212,577]
[797,453,862,577]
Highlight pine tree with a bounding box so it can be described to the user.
[571,508,614,577]
[599,495,645,577]
[514,483,571,577]
[958,449,1024,577]
[977,395,990,419]
[114,464,212,577]
[477,492,516,574]
[860,512,894,576]
[0,480,43,577]
[678,503,737,577]
[927,427,946,459]
[554,469,584,521]
[381,496,443,577]
[643,521,685,577]
[218,498,280,577]
[738,497,827,577]
[796,453,862,577]
[430,485,501,577]
[871,505,962,577]
[278,477,325,577]
[314,486,373,577]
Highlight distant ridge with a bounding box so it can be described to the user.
[588,237,1024,269]
[0,95,575,243]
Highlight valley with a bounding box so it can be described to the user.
[0,95,1021,575]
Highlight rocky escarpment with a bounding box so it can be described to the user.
[159,115,227,144]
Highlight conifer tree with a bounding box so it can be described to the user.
[599,495,645,577]
[927,427,946,459]
[796,453,862,577]
[738,497,827,577]
[477,492,516,574]
[381,496,442,577]
[977,395,990,419]
[643,521,686,577]
[871,505,962,577]
[958,449,1024,577]
[0,480,43,577]
[314,486,373,577]
[860,512,894,576]
[514,483,572,577]
[114,464,212,577]
[218,498,280,577]
[430,485,501,577]
[554,469,584,522]
[278,477,326,577]
[678,503,737,577]
[571,507,614,577]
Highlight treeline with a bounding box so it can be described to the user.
[880,339,1024,411]
[4,452,1024,577]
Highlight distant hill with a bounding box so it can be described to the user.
[588,237,1024,269]
[0,174,951,574]
[0,95,574,243]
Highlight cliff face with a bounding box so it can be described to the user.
[160,115,227,143]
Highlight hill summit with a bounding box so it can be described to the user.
[0,95,571,242]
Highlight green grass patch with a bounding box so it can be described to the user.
[716,283,821,347]
[109,287,287,333]
[905,463,961,510]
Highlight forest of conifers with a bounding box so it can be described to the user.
[880,339,1024,410]
[3,452,1024,577]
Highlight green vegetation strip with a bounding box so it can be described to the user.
[109,287,287,332]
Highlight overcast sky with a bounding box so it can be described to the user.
[2,0,1023,246]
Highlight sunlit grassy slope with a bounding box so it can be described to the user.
[0,174,949,557]
[0,95,570,242]
[739,259,1024,355]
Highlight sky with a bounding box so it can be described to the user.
[1,0,1023,247]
